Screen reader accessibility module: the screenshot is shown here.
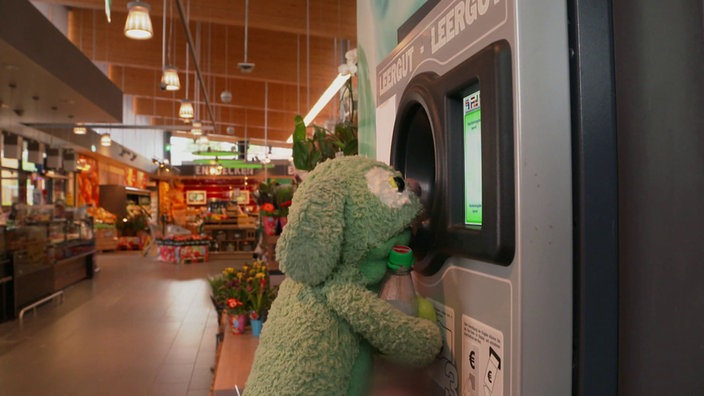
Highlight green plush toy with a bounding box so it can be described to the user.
[245,156,442,395]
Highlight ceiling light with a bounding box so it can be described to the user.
[220,90,232,103]
[161,66,180,91]
[124,1,153,40]
[178,99,194,119]
[191,121,203,136]
[100,133,112,147]
[238,0,255,73]
[303,72,351,126]
[73,125,87,135]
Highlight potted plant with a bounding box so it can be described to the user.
[290,116,358,172]
[255,181,294,236]
[291,49,359,172]
[209,267,249,334]
[208,262,278,336]
[242,260,279,336]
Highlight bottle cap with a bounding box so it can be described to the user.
[388,245,414,270]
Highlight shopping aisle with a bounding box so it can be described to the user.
[0,251,244,396]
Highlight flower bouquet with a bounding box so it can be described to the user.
[255,181,294,236]
[209,267,249,334]
[241,260,278,321]
[208,261,278,335]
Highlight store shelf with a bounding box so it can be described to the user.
[202,223,257,255]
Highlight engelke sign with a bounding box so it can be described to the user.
[195,165,256,176]
[179,163,294,177]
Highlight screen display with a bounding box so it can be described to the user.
[463,90,482,227]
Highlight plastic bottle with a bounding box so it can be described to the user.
[379,245,418,316]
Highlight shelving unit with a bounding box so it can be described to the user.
[99,185,152,220]
[202,221,257,258]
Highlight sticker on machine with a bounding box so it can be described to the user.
[461,315,504,396]
[428,299,459,395]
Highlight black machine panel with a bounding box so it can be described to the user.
[391,40,514,273]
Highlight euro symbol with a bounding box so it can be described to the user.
[469,351,476,369]
[487,370,493,383]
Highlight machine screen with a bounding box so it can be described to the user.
[463,90,482,227]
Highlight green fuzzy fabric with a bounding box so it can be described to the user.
[244,156,442,396]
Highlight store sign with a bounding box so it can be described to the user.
[194,165,256,176]
[179,163,292,177]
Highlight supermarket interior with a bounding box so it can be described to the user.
[2,1,704,396]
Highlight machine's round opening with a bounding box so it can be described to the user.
[397,103,435,209]
[391,96,440,268]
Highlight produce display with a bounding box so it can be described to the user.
[87,206,117,224]
[156,235,211,264]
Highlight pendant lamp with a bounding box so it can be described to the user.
[73,125,87,135]
[124,1,154,40]
[191,121,203,136]
[179,99,194,119]
[161,66,180,91]
[100,133,112,147]
[160,0,179,90]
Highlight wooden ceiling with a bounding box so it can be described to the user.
[35,0,356,145]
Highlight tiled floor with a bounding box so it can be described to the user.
[0,251,247,396]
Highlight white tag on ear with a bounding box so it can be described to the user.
[365,167,411,208]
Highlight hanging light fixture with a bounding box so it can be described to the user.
[179,99,194,119]
[159,0,179,91]
[73,125,87,135]
[100,133,112,147]
[179,21,192,119]
[161,66,180,90]
[124,1,154,40]
[191,121,203,136]
[237,0,255,73]
[220,25,233,103]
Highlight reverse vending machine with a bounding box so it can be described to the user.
[375,1,573,394]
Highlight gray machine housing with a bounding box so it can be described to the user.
[375,0,573,394]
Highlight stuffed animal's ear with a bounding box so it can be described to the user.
[276,179,345,285]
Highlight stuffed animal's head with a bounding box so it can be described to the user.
[277,156,422,286]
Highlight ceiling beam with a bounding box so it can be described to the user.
[37,0,356,40]
[30,0,357,143]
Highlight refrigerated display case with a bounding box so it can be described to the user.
[99,184,152,220]
[5,218,95,318]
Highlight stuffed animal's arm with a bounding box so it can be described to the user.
[324,280,442,367]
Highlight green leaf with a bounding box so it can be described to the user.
[343,138,359,156]
[335,122,356,142]
[292,115,307,143]
[309,150,322,168]
[292,140,311,170]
